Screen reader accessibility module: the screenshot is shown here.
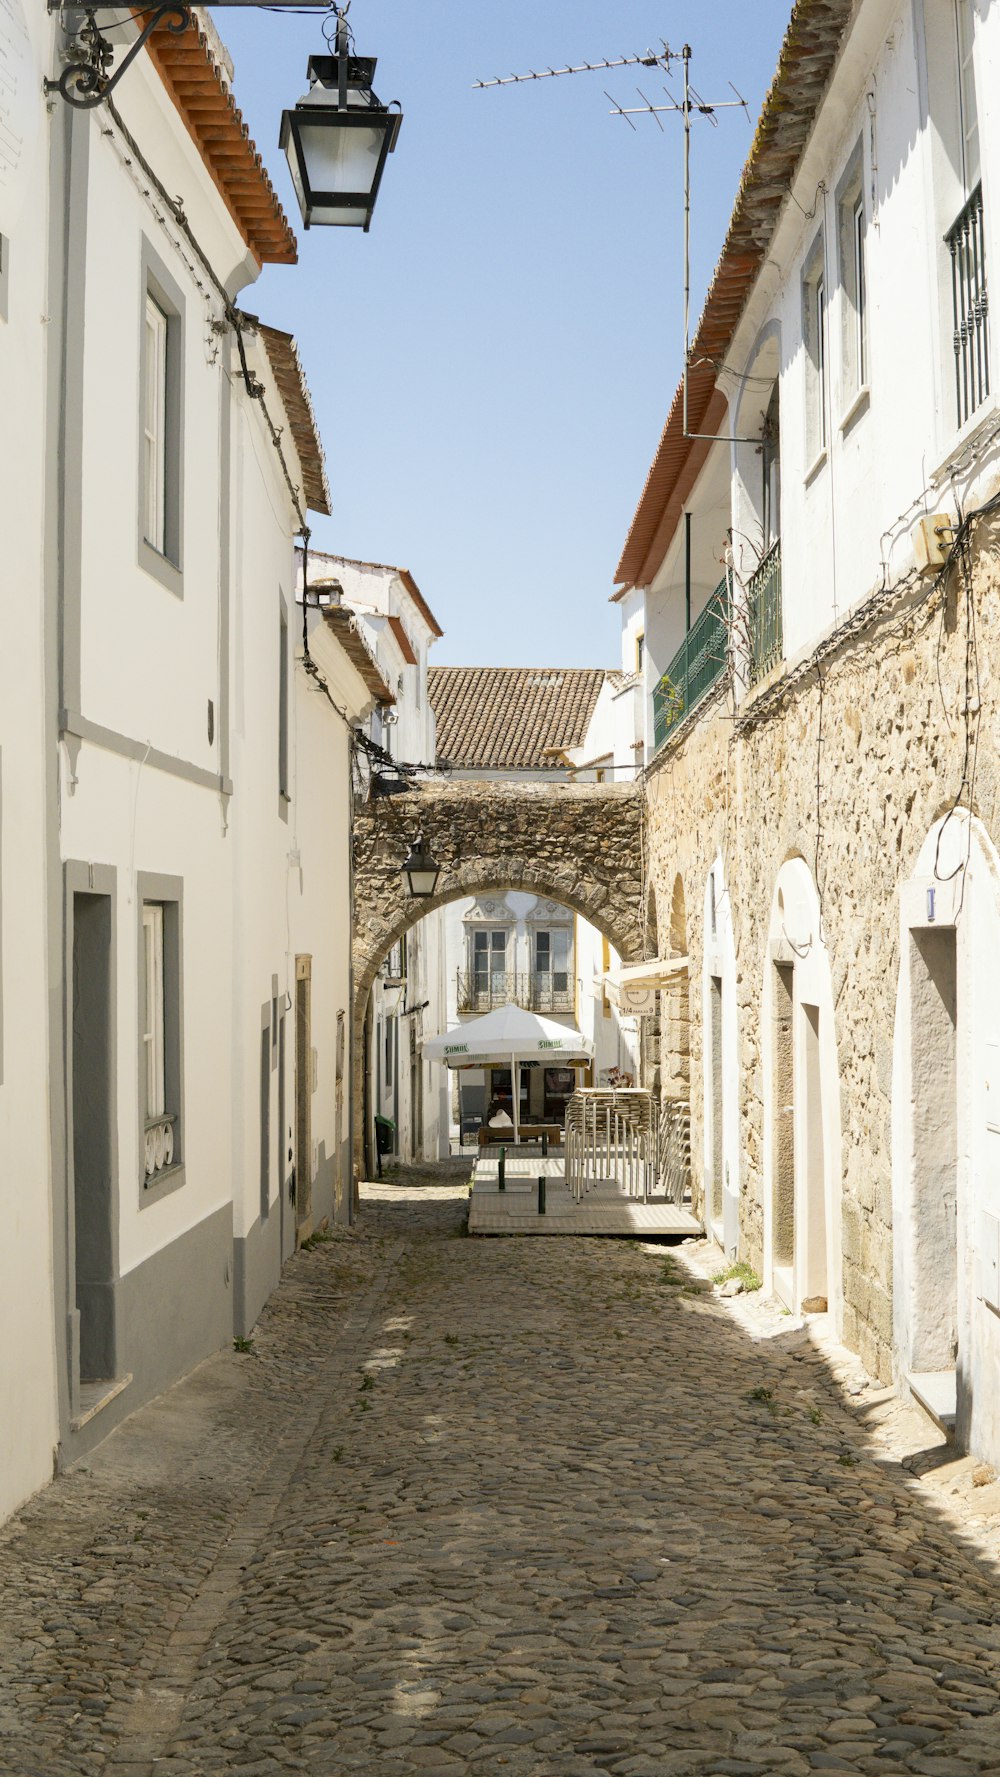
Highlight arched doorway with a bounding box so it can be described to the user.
[892,812,1000,1461]
[762,857,841,1321]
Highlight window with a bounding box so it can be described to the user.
[801,236,827,463]
[279,600,290,807]
[139,243,184,588]
[473,929,507,994]
[956,0,980,196]
[837,144,868,411]
[853,199,867,386]
[944,0,988,429]
[535,928,571,992]
[143,295,168,553]
[142,905,165,1125]
[761,382,781,549]
[138,877,183,1196]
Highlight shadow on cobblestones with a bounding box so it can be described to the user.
[1,1175,1000,1776]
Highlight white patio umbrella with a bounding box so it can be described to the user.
[422,1003,593,1145]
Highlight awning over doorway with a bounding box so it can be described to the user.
[604,956,689,1012]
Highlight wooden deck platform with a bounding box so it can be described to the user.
[468,1154,701,1238]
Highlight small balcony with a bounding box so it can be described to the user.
[652,573,731,752]
[457,970,575,1014]
[746,541,782,687]
[946,183,989,431]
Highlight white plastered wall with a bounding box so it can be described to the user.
[0,2,60,1518]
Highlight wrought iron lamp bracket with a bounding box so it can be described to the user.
[45,4,192,110]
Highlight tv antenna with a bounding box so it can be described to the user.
[476,42,753,445]
[474,43,678,89]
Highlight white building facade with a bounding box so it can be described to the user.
[616,0,1000,1464]
[0,8,380,1523]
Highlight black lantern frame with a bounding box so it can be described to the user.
[279,46,402,232]
[401,835,442,900]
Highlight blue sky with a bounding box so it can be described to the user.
[219,3,790,666]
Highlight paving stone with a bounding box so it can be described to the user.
[1,1177,1000,1774]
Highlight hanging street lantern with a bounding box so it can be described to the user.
[401,835,441,899]
[280,12,402,231]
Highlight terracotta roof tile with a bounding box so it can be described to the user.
[321,607,395,705]
[256,322,331,515]
[428,667,606,771]
[614,0,854,591]
[387,614,418,665]
[143,9,297,267]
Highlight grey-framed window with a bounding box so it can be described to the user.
[801,232,828,465]
[279,595,290,813]
[138,239,184,594]
[836,143,868,411]
[137,873,184,1201]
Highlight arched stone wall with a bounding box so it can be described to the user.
[352,781,645,1176]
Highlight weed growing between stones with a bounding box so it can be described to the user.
[444,1333,460,1346]
[748,1385,778,1415]
[232,1336,254,1354]
[300,1228,334,1250]
[712,1259,763,1291]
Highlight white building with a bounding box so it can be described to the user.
[302,553,450,1170]
[0,7,382,1523]
[613,0,1000,1461]
[428,668,641,1141]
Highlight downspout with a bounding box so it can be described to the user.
[685,510,692,634]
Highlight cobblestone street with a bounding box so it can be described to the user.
[4,1175,1000,1776]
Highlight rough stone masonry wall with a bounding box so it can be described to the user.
[645,520,1000,1383]
[352,779,646,1173]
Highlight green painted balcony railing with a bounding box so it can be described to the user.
[652,574,731,751]
[747,541,782,686]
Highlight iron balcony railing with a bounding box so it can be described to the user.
[946,183,989,430]
[652,573,731,751]
[746,540,782,687]
[457,970,574,1014]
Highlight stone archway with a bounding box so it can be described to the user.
[352,780,645,1177]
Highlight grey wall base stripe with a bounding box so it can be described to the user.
[62,1202,233,1463]
[233,1205,283,1339]
[60,709,233,797]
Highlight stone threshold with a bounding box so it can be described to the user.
[71,1373,133,1433]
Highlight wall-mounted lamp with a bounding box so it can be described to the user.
[45,3,401,233]
[401,835,441,899]
[280,12,402,231]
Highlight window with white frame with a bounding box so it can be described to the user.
[956,0,980,196]
[139,880,182,1192]
[534,928,571,993]
[944,0,988,428]
[143,294,168,554]
[801,235,828,463]
[472,928,508,995]
[836,144,868,409]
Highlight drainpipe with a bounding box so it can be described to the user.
[685,510,692,634]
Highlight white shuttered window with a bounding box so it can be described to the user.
[143,294,168,553]
[142,903,165,1120]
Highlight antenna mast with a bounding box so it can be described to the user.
[477,40,752,445]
